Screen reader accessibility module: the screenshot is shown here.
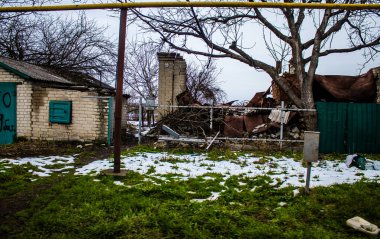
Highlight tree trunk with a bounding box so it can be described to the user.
[301,79,317,131]
[303,110,317,131]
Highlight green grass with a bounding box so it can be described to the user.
[1,146,379,238]
[0,163,42,197]
[1,160,379,239]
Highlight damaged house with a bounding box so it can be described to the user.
[270,67,380,153]
[0,56,129,144]
[272,67,380,104]
[152,52,379,153]
[153,53,290,139]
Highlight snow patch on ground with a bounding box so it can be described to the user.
[1,152,379,188]
[0,156,74,177]
[191,192,221,203]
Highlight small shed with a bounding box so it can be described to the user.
[0,56,128,144]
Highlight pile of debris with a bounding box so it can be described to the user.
[148,90,306,141]
[149,107,225,137]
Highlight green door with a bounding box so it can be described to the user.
[0,83,16,144]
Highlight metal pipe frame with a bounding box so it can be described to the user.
[0,2,379,12]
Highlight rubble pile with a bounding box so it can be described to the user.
[149,107,225,137]
[147,88,306,140]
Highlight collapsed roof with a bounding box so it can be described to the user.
[272,67,380,104]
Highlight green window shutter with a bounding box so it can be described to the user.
[49,101,72,124]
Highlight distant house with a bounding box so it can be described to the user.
[0,56,128,144]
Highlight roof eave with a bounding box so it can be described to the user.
[0,61,31,80]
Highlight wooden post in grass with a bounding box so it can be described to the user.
[303,131,320,194]
[113,8,127,173]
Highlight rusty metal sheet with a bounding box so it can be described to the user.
[244,115,264,132]
[246,92,266,107]
[246,88,274,108]
[314,70,376,102]
[272,69,377,103]
[223,115,245,137]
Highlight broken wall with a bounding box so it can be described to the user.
[157,53,187,118]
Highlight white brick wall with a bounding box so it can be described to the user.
[30,86,109,141]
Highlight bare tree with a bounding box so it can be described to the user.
[0,0,60,22]
[186,59,226,104]
[132,0,380,129]
[0,12,117,82]
[124,40,160,100]
[123,40,225,104]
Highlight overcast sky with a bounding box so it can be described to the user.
[55,1,378,102]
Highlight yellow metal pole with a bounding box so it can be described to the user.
[0,2,379,12]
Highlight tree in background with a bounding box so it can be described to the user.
[186,59,226,105]
[0,0,48,21]
[123,40,225,104]
[132,0,380,129]
[0,12,117,82]
[124,40,160,102]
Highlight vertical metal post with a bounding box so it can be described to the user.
[113,8,127,173]
[305,162,312,194]
[210,101,213,131]
[280,101,284,149]
[107,97,113,146]
[303,131,320,194]
[138,97,142,145]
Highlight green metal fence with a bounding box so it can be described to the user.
[317,102,380,154]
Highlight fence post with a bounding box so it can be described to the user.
[280,101,284,149]
[138,97,142,145]
[210,101,214,131]
[107,97,113,146]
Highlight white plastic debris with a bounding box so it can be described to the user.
[346,216,379,236]
[345,154,358,167]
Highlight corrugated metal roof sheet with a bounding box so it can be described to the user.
[0,56,114,91]
[0,56,74,85]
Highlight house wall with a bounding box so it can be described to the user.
[30,86,110,141]
[157,53,187,117]
[0,68,33,138]
[0,68,128,142]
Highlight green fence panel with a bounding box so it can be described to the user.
[317,102,380,154]
[347,103,380,154]
[316,102,347,153]
[0,83,17,144]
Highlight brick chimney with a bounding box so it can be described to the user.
[157,52,187,117]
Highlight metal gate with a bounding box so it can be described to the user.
[0,83,16,144]
[317,102,380,154]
